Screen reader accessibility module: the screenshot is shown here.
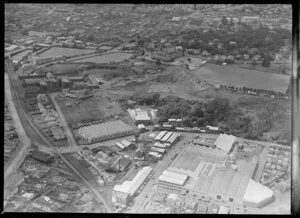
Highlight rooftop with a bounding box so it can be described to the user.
[243,179,274,205]
[158,170,188,186]
[214,134,236,153]
[78,120,134,140]
[113,166,153,195]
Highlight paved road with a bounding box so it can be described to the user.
[4,72,31,181]
[49,94,112,212]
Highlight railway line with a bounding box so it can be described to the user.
[5,58,112,213]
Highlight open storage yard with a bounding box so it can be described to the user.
[191,64,290,93]
[38,47,95,58]
[70,52,134,63]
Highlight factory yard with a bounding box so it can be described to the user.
[70,52,134,63]
[192,63,290,93]
[38,47,95,58]
[116,132,291,214]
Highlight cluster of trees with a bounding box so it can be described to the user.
[119,93,289,141]
[177,26,291,61]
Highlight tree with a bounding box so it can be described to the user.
[221,16,228,26]
[262,58,271,68]
[87,34,95,42]
[204,97,231,123]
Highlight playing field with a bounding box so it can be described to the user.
[71,52,134,63]
[38,47,95,58]
[192,64,290,93]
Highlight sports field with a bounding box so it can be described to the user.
[38,47,95,58]
[192,64,290,93]
[71,52,134,63]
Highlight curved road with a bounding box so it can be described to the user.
[4,73,31,181]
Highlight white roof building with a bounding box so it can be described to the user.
[121,139,132,148]
[153,142,167,148]
[78,120,133,142]
[243,179,274,207]
[214,134,236,153]
[155,131,167,141]
[158,170,188,186]
[116,142,125,150]
[167,133,179,144]
[207,125,219,131]
[128,108,151,123]
[137,124,145,129]
[161,132,173,142]
[148,151,162,158]
[113,166,153,197]
[151,147,165,154]
[5,44,18,52]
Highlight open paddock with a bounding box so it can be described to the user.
[192,64,290,93]
[38,47,95,58]
[70,52,134,63]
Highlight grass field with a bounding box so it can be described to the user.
[71,52,134,63]
[38,47,95,58]
[55,94,125,125]
[191,63,290,93]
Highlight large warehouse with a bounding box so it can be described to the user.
[157,143,274,208]
[78,120,135,143]
[112,166,153,206]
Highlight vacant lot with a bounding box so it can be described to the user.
[71,52,134,63]
[55,94,125,125]
[38,47,95,58]
[192,63,290,93]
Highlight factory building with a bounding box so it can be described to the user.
[154,131,167,141]
[148,151,162,159]
[115,139,135,150]
[106,157,132,173]
[153,142,168,149]
[112,166,153,206]
[127,108,152,125]
[243,179,274,208]
[150,146,165,154]
[161,132,173,143]
[78,120,135,143]
[32,55,65,66]
[214,134,236,154]
[156,143,273,208]
[167,133,179,145]
[158,170,188,194]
